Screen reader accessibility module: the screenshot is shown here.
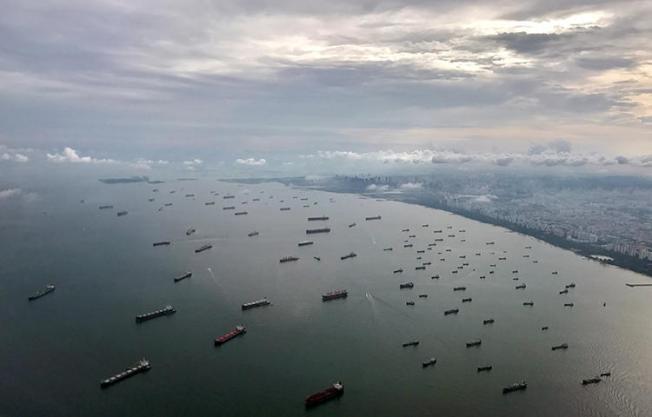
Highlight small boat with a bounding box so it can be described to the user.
[305,382,344,408]
[551,343,568,351]
[477,366,493,372]
[422,358,437,368]
[402,340,419,347]
[466,339,482,348]
[503,382,527,394]
[186,228,196,236]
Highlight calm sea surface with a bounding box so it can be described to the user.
[1,177,651,417]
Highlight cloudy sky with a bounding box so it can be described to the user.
[0,0,651,172]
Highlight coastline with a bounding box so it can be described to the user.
[226,176,652,279]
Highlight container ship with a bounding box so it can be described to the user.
[305,382,344,408]
[242,298,271,310]
[214,325,246,346]
[503,381,527,394]
[322,289,348,302]
[280,256,299,263]
[340,252,357,260]
[28,284,55,301]
[306,228,331,234]
[195,244,212,253]
[135,305,176,323]
[100,359,151,389]
[298,240,314,247]
[308,216,329,221]
[174,272,192,283]
[152,241,171,247]
[365,215,381,221]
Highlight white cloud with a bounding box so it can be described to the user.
[366,184,390,192]
[400,182,423,190]
[1,152,29,162]
[235,158,266,166]
[183,158,203,166]
[0,188,22,200]
[47,147,115,164]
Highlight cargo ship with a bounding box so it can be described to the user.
[453,286,466,292]
[523,301,534,306]
[348,223,356,228]
[462,298,472,303]
[135,305,176,323]
[466,339,482,347]
[280,256,299,263]
[99,205,114,210]
[306,228,331,234]
[205,201,215,206]
[242,298,270,310]
[422,358,437,368]
[399,282,414,289]
[564,303,574,307]
[100,359,151,389]
[305,382,344,408]
[195,244,212,253]
[214,325,246,346]
[234,211,248,216]
[393,268,403,274]
[404,244,413,248]
[415,266,425,270]
[483,318,495,325]
[444,308,459,315]
[308,216,329,221]
[383,247,393,251]
[402,340,419,347]
[223,195,235,199]
[186,228,196,236]
[28,284,55,301]
[515,284,526,289]
[116,211,128,216]
[365,216,381,221]
[152,241,171,247]
[477,366,493,372]
[223,206,235,210]
[322,289,348,302]
[340,252,357,260]
[503,381,527,394]
[280,207,291,211]
[551,343,568,351]
[248,231,259,237]
[418,294,428,298]
[174,272,192,283]
[298,240,314,247]
[582,377,601,385]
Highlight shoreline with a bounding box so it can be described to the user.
[226,177,652,279]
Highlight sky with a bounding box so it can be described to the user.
[0,0,651,174]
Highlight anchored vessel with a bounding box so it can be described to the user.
[186,228,196,236]
[280,256,299,263]
[135,305,176,323]
[422,358,437,368]
[523,301,534,306]
[99,205,114,210]
[247,231,259,237]
[477,366,493,372]
[305,382,344,408]
[152,241,171,247]
[195,244,212,253]
[515,284,526,289]
[28,284,55,301]
[308,216,329,221]
[117,211,128,217]
[100,359,151,389]
[393,268,404,274]
[503,381,527,394]
[214,325,246,346]
[234,211,248,216]
[348,223,356,228]
[242,298,270,310]
[340,252,357,260]
[483,318,495,325]
[365,215,382,221]
[462,298,472,303]
[400,282,414,289]
[444,308,459,315]
[551,343,569,351]
[306,228,331,234]
[322,289,348,302]
[453,286,466,292]
[402,340,420,347]
[466,339,482,347]
[223,206,235,210]
[298,240,314,247]
[582,377,601,385]
[174,272,192,283]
